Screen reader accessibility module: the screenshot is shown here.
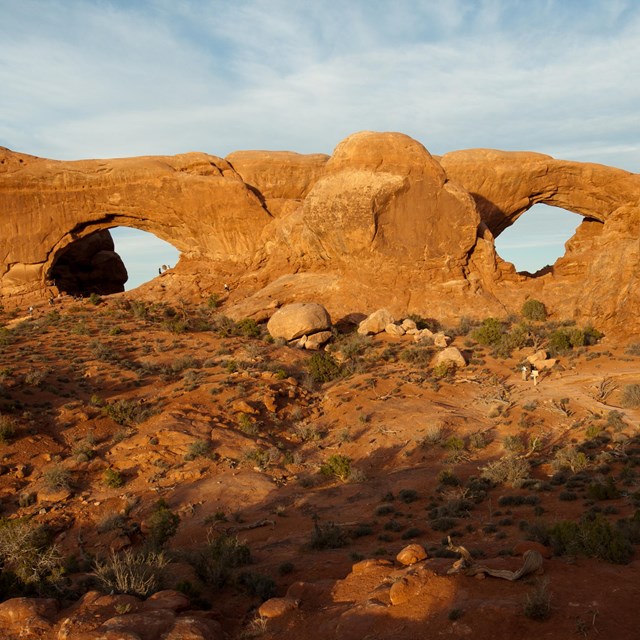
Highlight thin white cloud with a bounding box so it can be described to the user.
[1,1,637,281]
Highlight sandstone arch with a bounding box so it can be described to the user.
[439,148,638,236]
[1,133,638,334]
[0,147,273,298]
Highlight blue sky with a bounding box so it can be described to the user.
[1,0,638,286]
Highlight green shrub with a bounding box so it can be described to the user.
[310,520,349,549]
[89,293,103,306]
[103,468,124,489]
[103,399,154,426]
[307,352,342,383]
[185,439,211,461]
[550,514,633,564]
[193,532,251,588]
[548,330,572,356]
[93,549,168,597]
[320,454,351,482]
[587,477,620,501]
[238,571,276,601]
[236,318,261,337]
[0,415,17,443]
[521,299,547,322]
[472,318,504,346]
[146,499,179,550]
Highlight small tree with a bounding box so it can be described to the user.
[521,299,547,321]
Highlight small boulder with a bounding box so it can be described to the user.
[413,328,434,343]
[396,543,428,566]
[267,303,331,341]
[304,331,333,350]
[258,597,299,619]
[358,309,395,335]
[385,323,406,337]
[433,347,466,368]
[433,332,451,348]
[401,318,417,331]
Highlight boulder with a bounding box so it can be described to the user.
[433,347,466,368]
[267,303,331,341]
[358,309,395,335]
[304,331,333,350]
[258,597,299,618]
[385,323,406,336]
[433,332,450,348]
[401,319,417,331]
[396,544,428,566]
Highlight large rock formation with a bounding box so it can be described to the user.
[1,133,638,334]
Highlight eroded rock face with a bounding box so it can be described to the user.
[1,133,638,334]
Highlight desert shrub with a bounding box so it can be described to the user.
[0,518,64,591]
[320,454,351,482]
[43,464,72,491]
[523,577,552,620]
[238,571,276,601]
[103,468,124,489]
[621,384,640,408]
[422,424,444,445]
[503,434,526,454]
[185,439,210,461]
[587,477,620,501]
[89,293,103,305]
[293,421,324,442]
[236,318,261,338]
[310,520,349,549]
[625,343,640,356]
[375,503,395,516]
[550,514,633,564]
[500,323,534,356]
[398,488,419,503]
[617,510,640,545]
[547,330,572,356]
[471,318,504,346]
[551,446,589,473]
[481,456,530,488]
[93,549,168,597]
[146,499,179,550]
[433,361,456,379]
[193,532,251,588]
[238,413,259,436]
[401,527,423,540]
[0,415,17,443]
[103,399,153,426]
[521,299,547,322]
[307,352,342,383]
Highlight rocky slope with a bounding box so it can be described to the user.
[0,294,638,638]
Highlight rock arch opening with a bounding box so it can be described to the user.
[494,203,584,275]
[109,228,180,291]
[48,227,180,297]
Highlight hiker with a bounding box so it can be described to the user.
[531,368,539,386]
[521,365,529,381]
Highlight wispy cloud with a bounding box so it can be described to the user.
[1,0,638,169]
[1,1,636,278]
